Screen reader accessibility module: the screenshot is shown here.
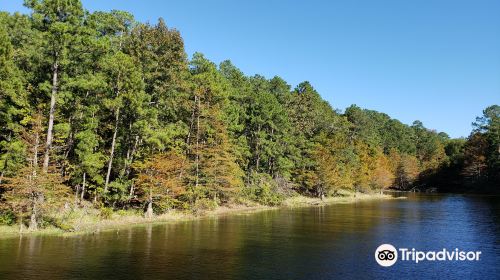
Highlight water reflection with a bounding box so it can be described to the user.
[0,193,498,279]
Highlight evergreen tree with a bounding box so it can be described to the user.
[187,53,244,203]
[24,0,85,172]
[0,23,29,183]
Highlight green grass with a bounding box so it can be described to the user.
[282,190,392,208]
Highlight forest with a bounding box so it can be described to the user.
[0,0,498,231]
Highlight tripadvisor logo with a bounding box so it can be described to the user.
[375,244,482,267]
[375,244,398,267]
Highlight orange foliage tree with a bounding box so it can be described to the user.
[134,151,188,218]
[2,167,71,231]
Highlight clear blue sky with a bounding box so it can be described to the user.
[2,0,499,138]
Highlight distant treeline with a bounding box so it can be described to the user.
[0,1,498,228]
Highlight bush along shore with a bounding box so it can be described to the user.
[0,1,498,235]
[0,190,391,239]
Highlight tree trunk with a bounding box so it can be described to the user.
[186,99,196,147]
[43,58,59,173]
[318,186,325,200]
[29,203,38,231]
[145,186,153,219]
[61,119,74,177]
[123,135,139,177]
[179,100,197,180]
[33,130,39,175]
[19,215,24,233]
[145,201,153,219]
[255,124,261,170]
[195,95,200,188]
[104,107,120,192]
[268,127,274,175]
[81,172,86,201]
[0,133,12,185]
[75,184,79,202]
[129,183,134,197]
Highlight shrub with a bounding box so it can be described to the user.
[192,198,218,215]
[255,183,283,206]
[0,211,16,225]
[41,216,73,231]
[243,173,284,206]
[99,207,113,219]
[52,219,74,231]
[115,209,126,216]
[154,198,185,214]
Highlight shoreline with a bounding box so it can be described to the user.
[0,191,393,239]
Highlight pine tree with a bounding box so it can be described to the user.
[24,0,85,172]
[187,53,244,203]
[0,23,29,184]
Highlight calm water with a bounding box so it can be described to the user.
[0,193,499,280]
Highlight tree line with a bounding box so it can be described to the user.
[0,0,498,229]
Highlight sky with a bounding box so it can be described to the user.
[2,0,499,138]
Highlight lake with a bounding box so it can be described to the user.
[0,193,499,279]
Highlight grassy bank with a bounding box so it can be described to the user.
[282,190,390,207]
[0,191,393,239]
